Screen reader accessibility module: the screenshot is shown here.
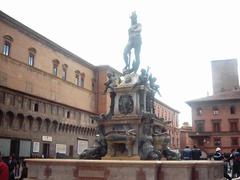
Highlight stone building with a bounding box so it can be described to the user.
[154,99,180,149]
[0,10,121,159]
[187,59,240,154]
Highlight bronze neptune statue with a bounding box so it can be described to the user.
[123,11,142,74]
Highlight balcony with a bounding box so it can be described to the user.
[189,131,211,138]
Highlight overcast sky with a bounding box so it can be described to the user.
[1,0,240,126]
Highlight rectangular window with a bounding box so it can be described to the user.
[2,41,11,56]
[213,110,219,115]
[230,106,236,114]
[212,121,221,132]
[213,106,219,115]
[28,53,34,66]
[230,121,238,132]
[195,120,205,132]
[214,137,221,146]
[231,137,239,146]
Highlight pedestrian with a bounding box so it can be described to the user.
[233,148,240,178]
[20,161,28,180]
[14,161,21,180]
[213,148,231,180]
[0,151,9,180]
[182,146,192,160]
[192,145,202,160]
[213,147,223,160]
[227,149,235,177]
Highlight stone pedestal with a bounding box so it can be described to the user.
[25,159,224,180]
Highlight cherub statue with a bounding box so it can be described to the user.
[103,72,119,94]
[132,67,150,90]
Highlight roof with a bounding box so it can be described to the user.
[0,10,95,70]
[186,89,240,105]
[96,65,122,75]
[155,98,180,113]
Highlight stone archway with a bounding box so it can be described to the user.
[17,113,24,130]
[43,119,51,133]
[26,115,34,131]
[58,123,62,132]
[62,124,66,132]
[69,125,73,133]
[36,117,42,131]
[5,111,14,129]
[52,120,58,133]
[65,124,69,133]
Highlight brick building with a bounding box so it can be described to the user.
[155,99,180,149]
[187,59,240,154]
[179,122,193,149]
[0,10,179,159]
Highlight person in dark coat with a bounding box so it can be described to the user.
[213,147,223,160]
[214,147,231,180]
[233,148,240,178]
[182,146,192,160]
[192,145,202,160]
[20,161,28,180]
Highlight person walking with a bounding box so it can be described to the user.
[233,148,240,178]
[192,145,202,160]
[227,149,235,178]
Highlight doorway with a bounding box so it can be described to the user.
[43,143,50,158]
[69,145,73,158]
[10,139,20,158]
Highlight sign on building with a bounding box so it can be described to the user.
[42,136,52,142]
[77,139,88,155]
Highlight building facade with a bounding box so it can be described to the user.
[187,59,240,154]
[179,122,193,149]
[0,11,119,159]
[154,99,180,149]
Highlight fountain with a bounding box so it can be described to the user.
[79,11,178,161]
[25,12,224,180]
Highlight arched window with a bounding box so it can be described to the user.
[196,107,202,116]
[28,48,36,66]
[52,59,60,76]
[80,73,85,88]
[212,106,219,115]
[75,70,80,86]
[2,35,13,56]
[62,64,68,80]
